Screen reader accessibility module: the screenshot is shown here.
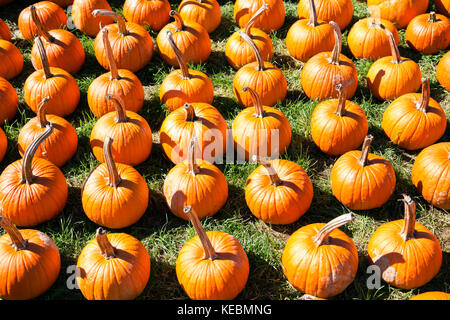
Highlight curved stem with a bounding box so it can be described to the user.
[30,5,54,42]
[0,214,27,251]
[166,31,190,79]
[36,96,50,127]
[329,21,342,65]
[106,94,129,123]
[244,4,269,35]
[103,136,121,188]
[170,10,184,31]
[252,155,282,187]
[186,136,200,176]
[399,194,416,240]
[334,84,346,117]
[34,35,53,79]
[96,228,116,259]
[307,0,318,27]
[429,11,436,23]
[313,213,355,246]
[184,103,197,122]
[92,9,128,35]
[243,87,265,118]
[416,78,430,113]
[239,31,265,71]
[183,206,217,260]
[378,23,401,64]
[101,27,119,80]
[358,135,374,167]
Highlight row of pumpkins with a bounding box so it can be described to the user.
[0,0,448,300]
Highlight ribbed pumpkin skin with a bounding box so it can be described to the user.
[367,0,429,29]
[18,1,67,40]
[0,40,23,80]
[245,160,313,224]
[0,128,7,162]
[176,231,249,300]
[178,0,221,34]
[435,0,450,16]
[297,0,353,30]
[77,233,151,300]
[48,0,73,7]
[405,13,450,54]
[410,292,450,300]
[123,0,171,31]
[437,51,450,91]
[412,142,450,209]
[367,219,442,289]
[347,18,399,60]
[0,18,11,41]
[71,0,114,37]
[0,229,61,300]
[282,223,358,298]
[0,76,18,124]
[234,0,285,33]
[0,158,68,226]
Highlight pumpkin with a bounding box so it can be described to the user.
[0,128,7,163]
[123,0,171,31]
[18,97,78,167]
[245,157,313,224]
[0,214,60,300]
[310,83,368,156]
[367,0,429,29]
[0,40,23,80]
[347,17,399,60]
[90,94,152,166]
[48,0,73,7]
[176,206,249,300]
[163,137,228,220]
[0,76,18,124]
[76,227,151,300]
[234,0,285,33]
[286,0,334,62]
[29,4,85,74]
[301,21,358,101]
[405,12,450,54]
[18,1,67,41]
[233,32,287,108]
[225,4,274,69]
[382,78,447,150]
[410,292,450,300]
[88,27,144,117]
[160,102,228,164]
[92,9,153,73]
[437,51,450,91]
[282,213,358,298]
[366,23,422,101]
[412,142,450,210]
[232,87,291,161]
[178,0,221,34]
[435,0,450,16]
[24,36,80,117]
[82,136,148,229]
[330,135,396,210]
[297,0,353,30]
[159,31,214,112]
[71,0,114,37]
[367,194,442,289]
[0,125,68,227]
[0,18,11,41]
[156,10,211,67]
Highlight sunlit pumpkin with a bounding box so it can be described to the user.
[178,0,221,34]
[0,18,11,41]
[437,51,450,91]
[367,0,429,29]
[0,40,23,80]
[0,128,7,163]
[297,0,353,30]
[123,0,171,31]
[234,0,285,33]
[71,0,114,37]
[0,76,18,124]
[410,292,450,300]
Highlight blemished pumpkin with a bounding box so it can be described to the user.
[90,94,152,166]
[366,23,422,101]
[225,4,274,69]
[159,31,214,112]
[123,0,171,31]
[0,40,23,80]
[301,21,358,101]
[71,0,114,37]
[435,0,450,16]
[409,292,450,300]
[82,136,149,229]
[310,84,368,156]
[163,137,228,220]
[234,0,285,33]
[412,142,450,210]
[330,135,396,210]
[0,18,11,41]
[18,97,78,167]
[176,206,249,300]
[178,0,221,34]
[382,78,447,150]
[0,76,19,124]
[87,27,144,117]
[282,213,358,298]
[0,214,61,300]
[297,0,353,30]
[367,0,429,29]
[437,51,450,91]
[0,125,68,227]
[368,194,442,289]
[232,87,291,161]
[76,228,151,300]
[0,128,7,163]
[245,158,313,224]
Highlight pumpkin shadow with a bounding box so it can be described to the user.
[210,14,236,42]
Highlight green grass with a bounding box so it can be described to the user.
[0,0,448,301]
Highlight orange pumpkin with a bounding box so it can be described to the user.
[0,214,60,300]
[0,18,11,41]
[76,228,151,300]
[330,135,396,210]
[367,0,429,29]
[234,0,285,33]
[437,51,450,91]
[435,0,450,16]
[368,194,442,289]
[0,76,18,124]
[71,0,114,37]
[176,206,249,300]
[412,142,450,210]
[178,0,221,34]
[88,27,144,117]
[282,213,358,298]
[159,31,214,112]
[48,0,73,7]
[18,97,78,167]
[0,40,23,80]
[123,0,171,31]
[410,292,450,300]
[0,128,7,163]
[297,0,353,30]
[0,125,68,227]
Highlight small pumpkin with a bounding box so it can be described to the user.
[330,135,396,210]
[0,76,18,124]
[159,31,214,112]
[435,0,450,16]
[234,0,285,33]
[178,0,221,34]
[367,0,429,29]
[0,214,61,300]
[367,194,442,289]
[410,292,450,300]
[76,227,151,300]
[71,0,114,37]
[411,142,450,210]
[0,128,7,163]
[90,94,152,166]
[0,18,11,41]
[437,51,450,91]
[297,0,353,31]
[0,40,23,80]
[123,0,171,31]
[282,213,358,298]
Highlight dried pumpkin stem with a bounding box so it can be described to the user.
[239,31,265,71]
[106,94,129,123]
[187,136,200,176]
[244,4,269,35]
[417,78,430,113]
[358,135,374,167]
[103,136,121,188]
[379,23,401,64]
[313,213,355,246]
[96,228,116,259]
[243,87,265,118]
[184,103,197,122]
[36,96,50,128]
[166,31,190,79]
[399,194,416,240]
[30,5,54,42]
[34,35,53,79]
[101,27,120,80]
[307,0,318,27]
[0,215,27,251]
[170,10,184,31]
[429,11,436,23]
[253,155,282,187]
[334,84,347,117]
[92,9,128,35]
[329,21,342,65]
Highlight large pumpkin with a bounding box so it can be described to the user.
[367,0,429,29]
[437,51,450,91]
[178,0,221,34]
[123,0,171,31]
[0,18,11,41]
[435,0,450,16]
[297,0,353,30]
[410,292,450,300]
[234,0,285,33]
[71,0,114,37]
[0,76,18,124]
[0,40,23,80]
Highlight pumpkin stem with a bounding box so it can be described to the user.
[244,4,269,35]
[96,228,116,259]
[166,31,190,79]
[329,21,342,65]
[252,155,282,187]
[36,96,50,128]
[0,214,27,251]
[106,94,129,123]
[243,87,265,118]
[399,194,416,241]
[103,136,121,188]
[378,23,401,64]
[92,9,128,35]
[417,78,430,113]
[313,213,355,246]
[429,11,437,23]
[334,84,347,117]
[30,5,54,42]
[184,103,197,122]
[34,35,53,79]
[239,31,265,71]
[101,27,120,80]
[307,0,319,27]
[170,10,184,31]
[183,206,217,261]
[358,135,374,167]
[21,124,54,185]
[187,136,200,176]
